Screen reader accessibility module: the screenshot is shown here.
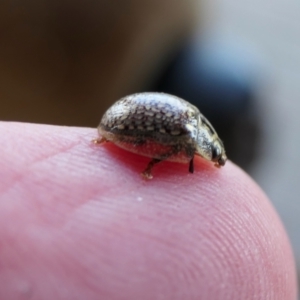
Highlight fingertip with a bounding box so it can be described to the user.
[0,123,297,300]
[89,136,298,299]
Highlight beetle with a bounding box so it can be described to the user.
[94,92,227,179]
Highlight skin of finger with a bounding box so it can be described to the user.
[0,122,297,300]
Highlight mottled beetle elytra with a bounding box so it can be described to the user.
[94,92,227,179]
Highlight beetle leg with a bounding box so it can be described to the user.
[189,157,194,173]
[141,146,182,179]
[92,136,107,144]
[141,159,161,179]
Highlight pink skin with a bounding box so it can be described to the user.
[0,122,297,300]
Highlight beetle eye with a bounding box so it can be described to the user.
[212,143,221,160]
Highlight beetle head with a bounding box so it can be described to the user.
[211,139,227,167]
[195,126,227,167]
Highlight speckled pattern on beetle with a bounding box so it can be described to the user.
[94,92,227,179]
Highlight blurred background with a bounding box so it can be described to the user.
[0,0,299,290]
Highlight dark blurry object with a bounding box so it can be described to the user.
[0,0,197,126]
[150,38,262,170]
[0,0,262,170]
